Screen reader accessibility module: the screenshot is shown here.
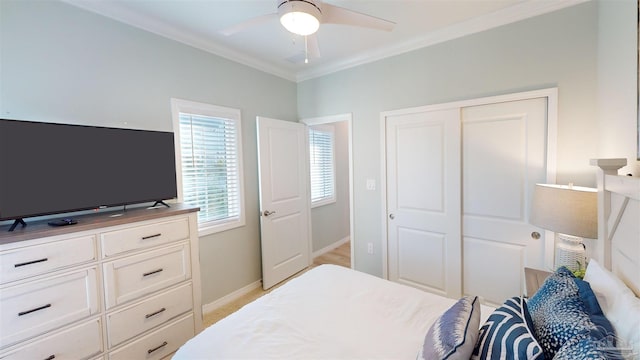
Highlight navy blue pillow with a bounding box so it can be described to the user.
[574,277,616,345]
[527,267,617,359]
[472,297,545,360]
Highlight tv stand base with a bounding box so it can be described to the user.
[8,218,26,232]
[151,200,170,208]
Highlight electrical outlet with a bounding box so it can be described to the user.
[367,242,374,254]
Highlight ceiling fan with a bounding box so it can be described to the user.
[220,0,396,63]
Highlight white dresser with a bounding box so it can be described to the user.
[0,205,202,360]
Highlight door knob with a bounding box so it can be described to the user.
[389,213,395,220]
[531,231,541,240]
[263,210,276,217]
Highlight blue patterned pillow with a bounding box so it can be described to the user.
[418,296,480,360]
[472,297,545,360]
[553,334,615,360]
[527,267,616,359]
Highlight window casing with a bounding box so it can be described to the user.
[171,99,245,235]
[308,125,336,208]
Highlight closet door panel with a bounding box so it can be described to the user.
[462,98,548,305]
[463,117,524,219]
[386,108,461,297]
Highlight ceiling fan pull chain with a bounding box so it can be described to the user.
[304,35,309,64]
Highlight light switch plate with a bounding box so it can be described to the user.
[366,179,376,191]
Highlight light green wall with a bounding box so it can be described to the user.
[297,1,610,276]
[597,0,639,175]
[0,0,297,304]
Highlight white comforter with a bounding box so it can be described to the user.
[174,264,493,359]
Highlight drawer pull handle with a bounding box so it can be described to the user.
[147,341,168,354]
[143,268,164,277]
[14,258,48,268]
[44,355,55,360]
[145,307,167,319]
[142,233,162,240]
[18,303,51,316]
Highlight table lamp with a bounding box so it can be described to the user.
[530,183,597,272]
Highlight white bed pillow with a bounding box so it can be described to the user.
[584,259,640,358]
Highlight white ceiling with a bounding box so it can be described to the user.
[63,0,584,82]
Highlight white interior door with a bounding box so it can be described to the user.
[386,108,462,298]
[257,117,311,290]
[461,98,548,305]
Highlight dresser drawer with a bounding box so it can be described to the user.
[0,318,103,360]
[0,235,96,284]
[101,217,190,258]
[107,283,193,348]
[103,244,191,309]
[0,267,99,348]
[108,314,194,360]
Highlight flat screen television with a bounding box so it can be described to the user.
[0,119,178,230]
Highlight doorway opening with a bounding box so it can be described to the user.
[302,113,354,269]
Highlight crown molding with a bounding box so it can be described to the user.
[60,0,297,82]
[295,0,588,82]
[61,0,587,84]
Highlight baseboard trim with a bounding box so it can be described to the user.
[202,279,262,315]
[312,236,350,259]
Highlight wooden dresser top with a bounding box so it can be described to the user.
[0,203,199,245]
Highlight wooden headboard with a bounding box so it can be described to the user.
[591,158,640,296]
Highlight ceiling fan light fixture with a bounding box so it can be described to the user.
[278,0,321,36]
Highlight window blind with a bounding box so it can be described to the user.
[309,126,335,204]
[179,113,241,226]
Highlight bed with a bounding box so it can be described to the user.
[176,263,495,359]
[174,158,640,359]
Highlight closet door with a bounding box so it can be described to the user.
[461,98,547,306]
[386,108,461,298]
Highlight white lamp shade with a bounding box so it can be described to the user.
[530,184,597,239]
[279,1,321,36]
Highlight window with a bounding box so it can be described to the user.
[171,99,245,235]
[308,125,335,207]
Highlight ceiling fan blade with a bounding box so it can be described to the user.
[219,12,278,36]
[321,3,395,32]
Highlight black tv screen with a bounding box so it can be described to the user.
[0,119,178,222]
